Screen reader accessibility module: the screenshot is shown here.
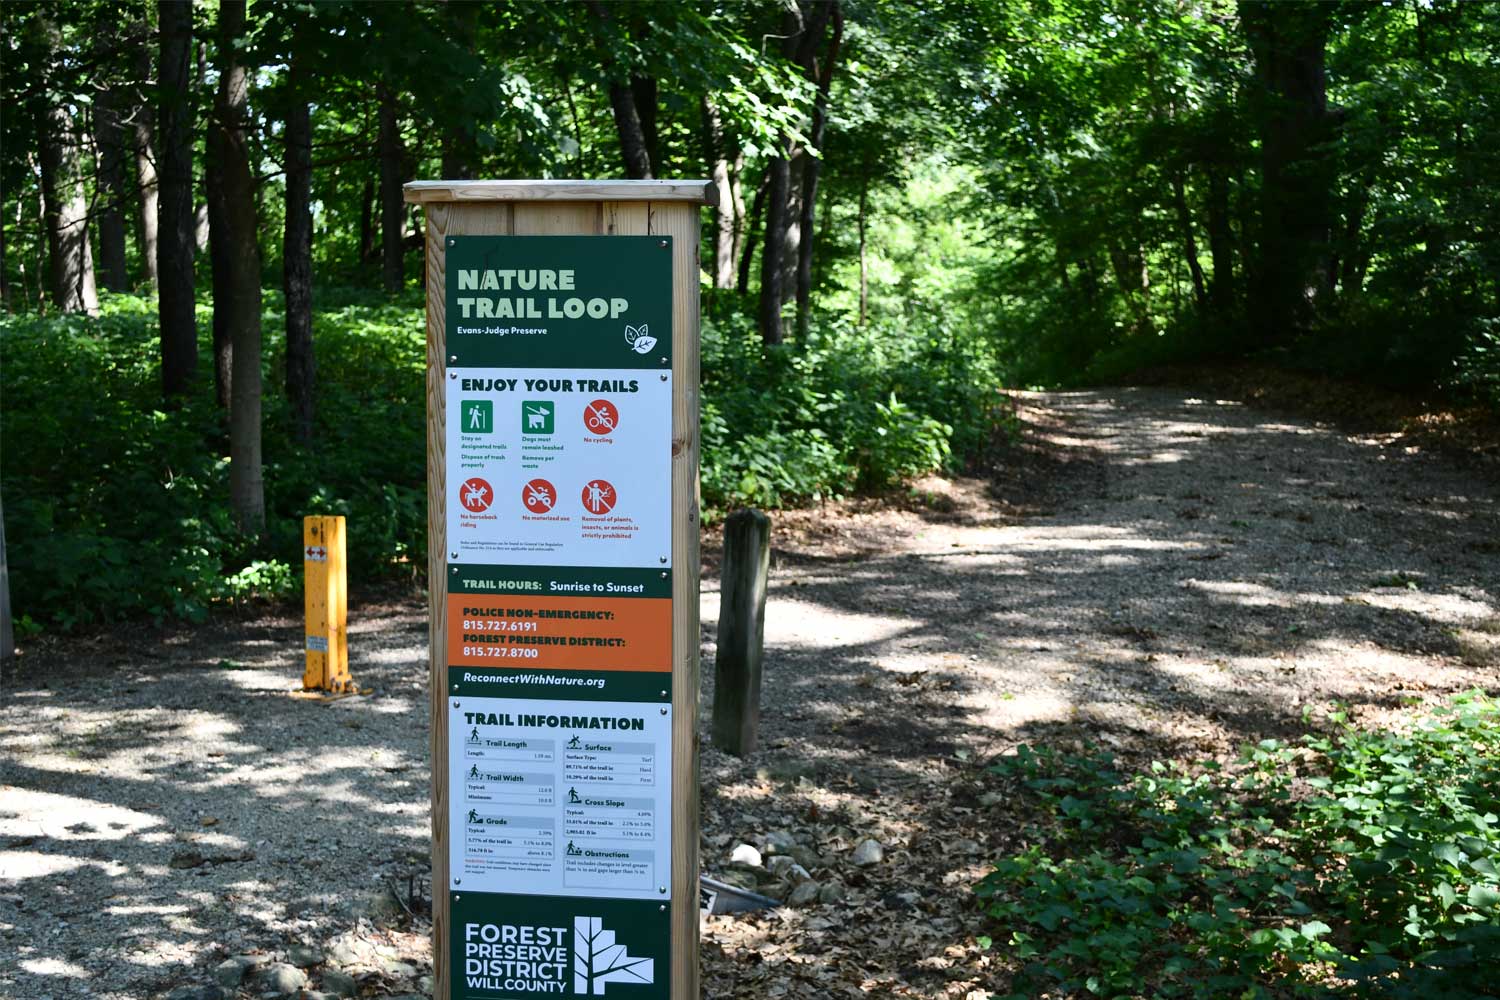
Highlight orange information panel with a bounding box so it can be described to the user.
[445,593,671,671]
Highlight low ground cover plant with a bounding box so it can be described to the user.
[976,693,1500,999]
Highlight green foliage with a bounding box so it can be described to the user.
[699,301,1000,510]
[2,286,1007,627]
[0,289,426,627]
[975,693,1500,999]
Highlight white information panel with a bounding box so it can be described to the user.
[445,367,673,568]
[449,696,674,900]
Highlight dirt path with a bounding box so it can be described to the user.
[4,387,1496,1000]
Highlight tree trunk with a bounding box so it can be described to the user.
[606,82,653,179]
[157,0,197,398]
[35,15,100,317]
[1240,0,1335,341]
[632,75,659,175]
[1171,171,1208,313]
[737,170,768,295]
[359,175,375,266]
[439,0,479,180]
[38,96,100,316]
[587,1,654,179]
[702,95,738,290]
[132,34,160,291]
[795,2,843,340]
[212,0,264,535]
[207,124,233,409]
[757,152,791,346]
[94,81,130,293]
[792,3,840,340]
[378,84,404,293]
[857,170,869,326]
[284,61,315,443]
[1205,167,1235,315]
[757,0,836,344]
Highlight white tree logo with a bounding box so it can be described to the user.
[573,916,653,995]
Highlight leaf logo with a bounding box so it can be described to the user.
[624,324,657,355]
[574,916,654,994]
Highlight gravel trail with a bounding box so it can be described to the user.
[3,386,1496,1000]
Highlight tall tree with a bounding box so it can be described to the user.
[34,14,99,316]
[92,28,130,294]
[378,83,403,293]
[131,25,160,291]
[794,0,843,339]
[208,0,264,534]
[587,1,655,179]
[1240,0,1336,341]
[283,49,315,442]
[156,0,196,398]
[759,1,836,346]
[702,94,744,290]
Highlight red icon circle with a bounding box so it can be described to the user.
[581,479,617,514]
[459,477,493,513]
[584,399,620,435]
[522,479,558,513]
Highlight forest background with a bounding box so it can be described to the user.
[2,0,1497,630]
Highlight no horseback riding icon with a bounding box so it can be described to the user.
[459,477,493,513]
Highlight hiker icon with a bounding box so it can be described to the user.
[467,809,479,824]
[566,841,582,856]
[469,765,480,779]
[567,735,582,749]
[469,726,480,741]
[568,787,582,804]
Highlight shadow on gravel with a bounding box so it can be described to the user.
[0,608,433,999]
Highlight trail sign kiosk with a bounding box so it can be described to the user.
[405,180,714,1000]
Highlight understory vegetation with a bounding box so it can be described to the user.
[1,285,1000,627]
[976,693,1500,999]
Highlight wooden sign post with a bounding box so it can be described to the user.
[404,179,713,1000]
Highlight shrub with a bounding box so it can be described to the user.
[975,693,1500,999]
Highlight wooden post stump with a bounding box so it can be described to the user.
[713,508,770,756]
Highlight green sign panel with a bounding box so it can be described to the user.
[452,892,669,1000]
[446,236,673,370]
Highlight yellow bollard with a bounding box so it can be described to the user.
[302,515,351,692]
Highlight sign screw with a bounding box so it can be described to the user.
[659,357,668,365]
[659,690,667,698]
[450,551,458,559]
[658,885,667,894]
[453,701,460,708]
[659,556,667,564]
[659,904,666,912]
[448,238,456,247]
[659,707,668,716]
[660,571,667,578]
[451,566,459,573]
[452,684,459,691]
[658,239,668,248]
[660,373,668,381]
[449,355,457,363]
[449,372,457,380]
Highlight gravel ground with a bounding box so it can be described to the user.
[3,386,1496,1000]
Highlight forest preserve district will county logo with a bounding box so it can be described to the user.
[463,916,654,996]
